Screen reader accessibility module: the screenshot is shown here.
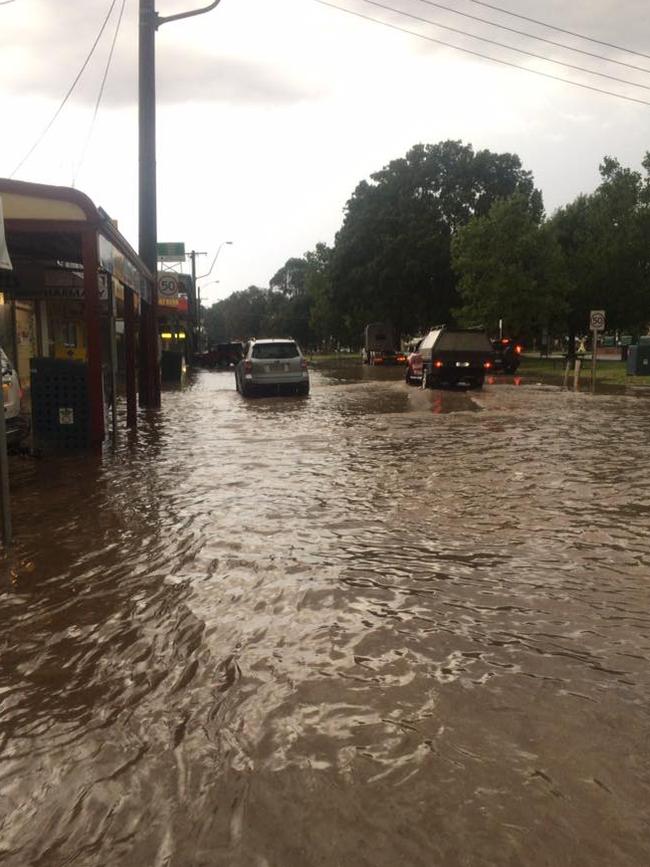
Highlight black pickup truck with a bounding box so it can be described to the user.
[419,327,494,389]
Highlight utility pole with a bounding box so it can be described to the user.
[138,0,224,403]
[188,250,206,355]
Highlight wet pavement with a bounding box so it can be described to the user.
[1,359,650,866]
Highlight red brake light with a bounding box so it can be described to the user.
[501,338,509,344]
[434,360,444,368]
[515,345,522,354]
[484,361,492,369]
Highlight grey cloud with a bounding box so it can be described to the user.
[4,1,320,106]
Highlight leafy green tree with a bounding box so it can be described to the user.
[452,193,568,337]
[329,140,542,341]
[552,155,650,344]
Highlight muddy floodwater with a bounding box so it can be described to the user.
[1,360,650,866]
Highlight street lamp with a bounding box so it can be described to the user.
[138,0,224,407]
[197,241,233,281]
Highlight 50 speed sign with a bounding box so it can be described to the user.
[158,274,180,298]
[590,310,606,331]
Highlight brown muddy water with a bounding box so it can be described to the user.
[1,360,650,866]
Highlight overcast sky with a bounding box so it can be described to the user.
[2,0,649,304]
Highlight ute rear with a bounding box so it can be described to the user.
[419,328,494,389]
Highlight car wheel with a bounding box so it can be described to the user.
[470,376,484,389]
[298,382,310,396]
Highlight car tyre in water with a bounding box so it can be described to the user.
[469,376,484,390]
[297,382,310,396]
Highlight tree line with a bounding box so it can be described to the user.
[204,140,650,350]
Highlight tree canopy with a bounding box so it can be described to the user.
[204,143,650,351]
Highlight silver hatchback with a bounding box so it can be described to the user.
[235,339,310,396]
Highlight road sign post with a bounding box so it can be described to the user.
[589,310,605,393]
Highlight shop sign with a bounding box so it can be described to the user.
[23,270,110,301]
[0,197,12,271]
[98,235,140,296]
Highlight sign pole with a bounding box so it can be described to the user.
[588,310,605,395]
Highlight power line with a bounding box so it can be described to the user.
[10,0,119,178]
[415,0,650,75]
[314,1,650,107]
[467,0,650,62]
[73,0,127,187]
[359,0,650,91]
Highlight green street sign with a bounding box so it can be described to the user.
[157,242,185,262]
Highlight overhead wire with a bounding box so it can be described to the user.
[10,0,119,178]
[414,0,650,74]
[314,1,650,106]
[358,0,650,91]
[466,0,650,62]
[72,0,128,187]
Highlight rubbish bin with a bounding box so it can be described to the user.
[626,344,650,375]
[161,350,183,382]
[30,357,90,451]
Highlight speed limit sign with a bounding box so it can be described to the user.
[158,273,180,298]
[590,310,606,331]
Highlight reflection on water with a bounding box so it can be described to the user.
[2,362,650,865]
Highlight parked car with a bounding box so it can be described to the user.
[1,347,28,448]
[195,342,244,368]
[491,337,522,373]
[404,337,424,384]
[419,327,494,389]
[235,338,310,396]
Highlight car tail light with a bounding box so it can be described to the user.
[244,360,253,373]
[483,361,492,369]
[501,338,509,344]
[515,344,522,354]
[434,360,444,368]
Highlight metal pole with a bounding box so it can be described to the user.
[0,392,11,547]
[125,287,137,427]
[591,328,598,394]
[82,230,105,445]
[108,277,118,442]
[138,0,160,408]
[190,250,197,354]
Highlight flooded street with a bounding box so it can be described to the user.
[2,360,650,866]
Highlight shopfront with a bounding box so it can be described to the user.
[0,178,155,448]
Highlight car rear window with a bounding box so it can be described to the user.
[252,342,300,360]
[437,332,492,352]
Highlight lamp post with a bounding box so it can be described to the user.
[197,240,233,283]
[138,0,224,406]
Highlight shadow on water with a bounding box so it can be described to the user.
[1,365,650,865]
